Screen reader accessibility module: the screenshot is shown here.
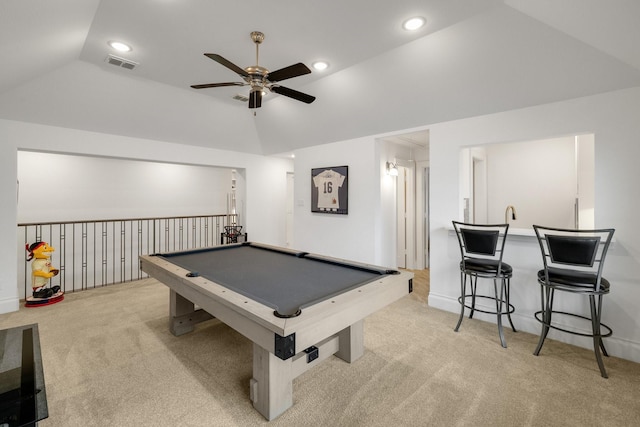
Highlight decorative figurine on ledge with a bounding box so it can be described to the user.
[25,241,64,307]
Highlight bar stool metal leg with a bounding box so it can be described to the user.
[505,278,517,332]
[494,278,506,348]
[469,275,478,319]
[596,295,609,357]
[590,295,608,378]
[454,272,467,332]
[534,287,553,356]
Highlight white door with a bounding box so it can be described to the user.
[396,168,407,268]
[415,162,429,269]
[396,165,416,269]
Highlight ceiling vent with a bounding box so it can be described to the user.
[232,94,249,102]
[105,54,138,70]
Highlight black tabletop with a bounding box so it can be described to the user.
[0,324,48,427]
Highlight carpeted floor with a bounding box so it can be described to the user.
[1,272,639,426]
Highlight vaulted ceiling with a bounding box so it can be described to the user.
[1,0,639,155]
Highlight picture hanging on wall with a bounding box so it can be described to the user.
[311,166,348,215]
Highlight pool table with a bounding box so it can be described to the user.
[139,242,413,420]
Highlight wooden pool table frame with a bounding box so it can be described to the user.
[139,243,413,421]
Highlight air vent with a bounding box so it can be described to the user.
[105,54,138,70]
[233,94,249,102]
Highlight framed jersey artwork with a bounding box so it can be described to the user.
[311,166,348,214]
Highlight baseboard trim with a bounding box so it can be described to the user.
[0,296,20,314]
[428,292,640,364]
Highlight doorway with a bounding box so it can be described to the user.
[395,161,430,269]
[380,130,430,270]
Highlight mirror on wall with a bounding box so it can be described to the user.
[460,134,594,230]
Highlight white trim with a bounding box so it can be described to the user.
[0,296,20,313]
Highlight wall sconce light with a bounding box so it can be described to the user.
[386,162,399,176]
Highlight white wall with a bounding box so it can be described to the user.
[17,151,235,222]
[577,134,595,228]
[292,135,419,269]
[485,136,577,228]
[0,119,292,313]
[429,87,640,363]
[461,136,595,228]
[459,146,488,223]
[292,137,380,264]
[0,128,18,314]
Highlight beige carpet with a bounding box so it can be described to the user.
[1,276,639,426]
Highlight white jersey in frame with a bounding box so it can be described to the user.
[313,169,346,211]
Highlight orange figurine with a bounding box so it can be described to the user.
[25,241,64,307]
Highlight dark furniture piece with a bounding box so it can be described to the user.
[532,225,615,378]
[139,242,413,420]
[452,221,516,347]
[0,324,48,427]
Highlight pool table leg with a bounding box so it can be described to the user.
[335,320,364,363]
[249,320,365,420]
[250,342,293,421]
[169,290,213,336]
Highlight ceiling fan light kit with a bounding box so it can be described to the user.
[190,31,316,109]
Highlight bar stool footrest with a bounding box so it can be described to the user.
[458,294,515,316]
[534,310,612,338]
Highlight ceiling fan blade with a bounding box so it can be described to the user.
[190,82,246,89]
[204,53,249,78]
[271,86,316,104]
[267,63,311,82]
[248,90,262,109]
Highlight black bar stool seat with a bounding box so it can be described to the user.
[461,258,513,275]
[537,268,610,291]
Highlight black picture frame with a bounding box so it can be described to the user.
[311,166,348,215]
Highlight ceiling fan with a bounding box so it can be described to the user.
[190,31,316,109]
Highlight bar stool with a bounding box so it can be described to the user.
[532,225,615,378]
[452,221,516,348]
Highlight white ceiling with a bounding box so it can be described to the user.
[1,0,639,155]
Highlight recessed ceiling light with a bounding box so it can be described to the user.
[402,17,426,31]
[312,61,329,71]
[108,41,132,52]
